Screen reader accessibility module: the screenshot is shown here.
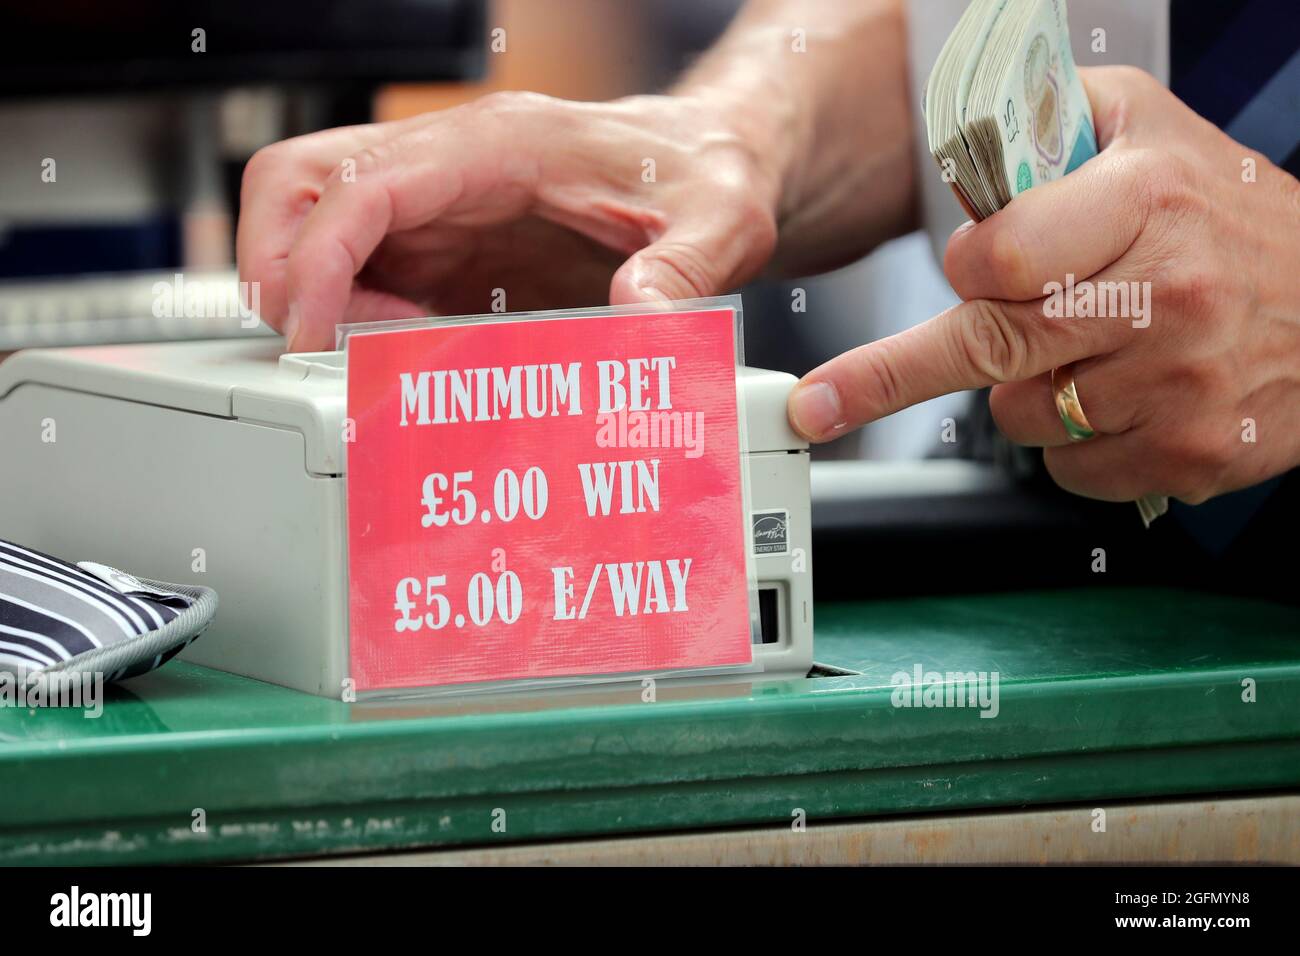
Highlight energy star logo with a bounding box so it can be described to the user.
[751,510,790,556]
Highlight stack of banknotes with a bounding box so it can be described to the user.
[925,0,1098,217]
[925,0,1168,527]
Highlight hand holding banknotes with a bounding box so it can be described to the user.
[789,64,1300,505]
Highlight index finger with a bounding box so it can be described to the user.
[786,295,1123,441]
[282,98,556,351]
[236,119,421,334]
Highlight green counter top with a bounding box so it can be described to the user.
[2,587,1297,864]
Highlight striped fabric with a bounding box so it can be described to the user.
[0,539,216,682]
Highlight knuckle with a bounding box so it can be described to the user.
[241,143,287,197]
[731,197,778,263]
[1167,463,1218,505]
[337,143,388,184]
[1159,267,1218,320]
[986,222,1034,298]
[862,340,907,415]
[1121,146,1164,187]
[475,89,554,118]
[1167,355,1228,400]
[1150,422,1233,499]
[700,160,779,268]
[1200,436,1239,479]
[1195,417,1240,472]
[986,383,1027,440]
[707,167,745,201]
[1178,427,1234,479]
[642,241,720,298]
[1144,155,1208,220]
[1150,420,1198,465]
[987,384,1012,429]
[1040,446,1078,492]
[958,300,1031,383]
[1113,65,1162,96]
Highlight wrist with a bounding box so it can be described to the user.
[671,0,915,275]
[669,28,814,228]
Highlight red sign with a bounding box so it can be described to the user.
[345,308,752,691]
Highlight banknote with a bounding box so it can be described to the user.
[927,0,1097,219]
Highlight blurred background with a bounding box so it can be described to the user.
[0,0,960,461]
[3,0,1275,600]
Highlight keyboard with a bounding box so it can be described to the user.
[0,270,275,350]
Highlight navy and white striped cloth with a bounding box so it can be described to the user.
[0,539,216,682]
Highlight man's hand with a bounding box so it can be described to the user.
[788,66,1300,505]
[238,0,916,353]
[238,93,785,351]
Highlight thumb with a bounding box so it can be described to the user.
[1079,65,1171,149]
[608,209,776,306]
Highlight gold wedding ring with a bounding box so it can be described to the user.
[1051,364,1096,442]
[1049,364,1169,527]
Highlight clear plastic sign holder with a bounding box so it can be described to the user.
[337,295,764,699]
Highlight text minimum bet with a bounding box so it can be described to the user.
[391,356,712,634]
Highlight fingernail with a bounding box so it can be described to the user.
[789,381,844,440]
[283,302,301,351]
[636,285,674,313]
